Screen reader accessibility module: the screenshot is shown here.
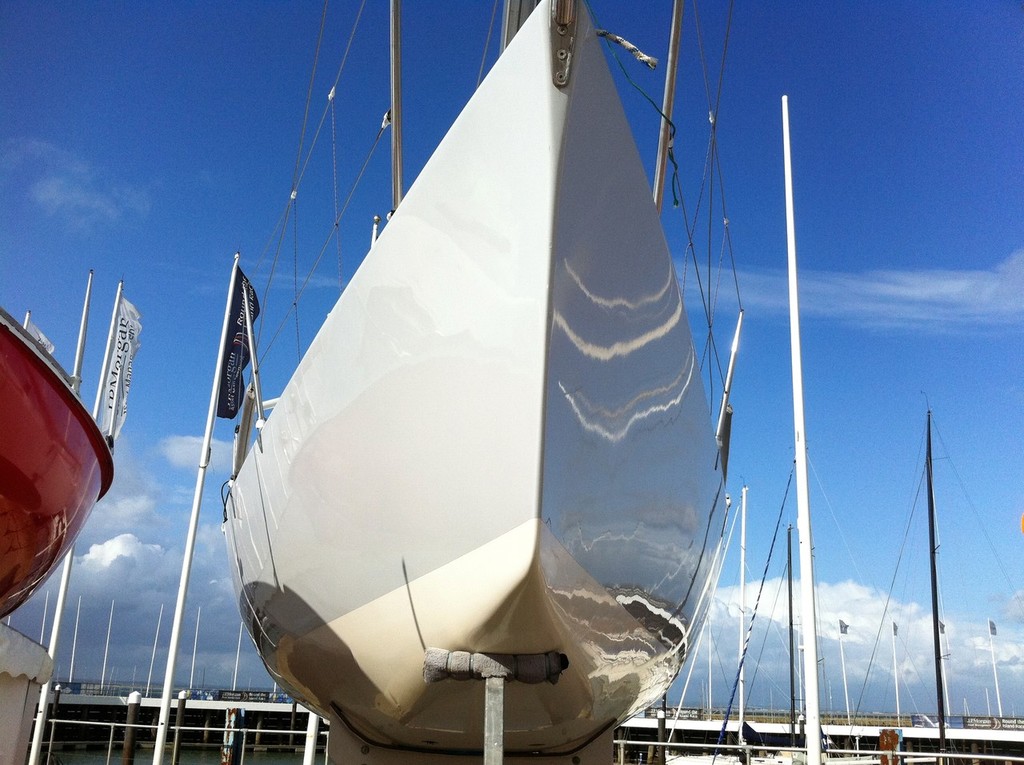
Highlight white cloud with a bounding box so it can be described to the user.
[699,577,1023,714]
[159,434,233,473]
[2,137,150,230]
[77,533,163,569]
[724,250,1024,330]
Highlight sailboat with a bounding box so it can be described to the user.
[224,2,730,761]
[0,307,113,617]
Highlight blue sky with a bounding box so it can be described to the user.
[2,1,1022,717]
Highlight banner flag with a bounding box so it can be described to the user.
[989,619,997,636]
[217,267,260,419]
[939,620,945,634]
[893,622,898,637]
[839,620,849,635]
[97,296,142,440]
[25,317,55,355]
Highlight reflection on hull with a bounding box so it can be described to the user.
[0,308,113,618]
[225,1,727,757]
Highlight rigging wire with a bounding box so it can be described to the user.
[714,471,791,750]
[249,0,368,355]
[932,417,1024,621]
[258,122,389,359]
[330,89,342,289]
[477,0,501,89]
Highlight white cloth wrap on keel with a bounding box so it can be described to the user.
[422,648,568,684]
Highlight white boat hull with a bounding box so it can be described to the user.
[225,2,727,757]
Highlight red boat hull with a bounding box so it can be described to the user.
[0,311,113,618]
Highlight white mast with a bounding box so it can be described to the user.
[152,255,241,765]
[891,622,901,725]
[100,599,115,690]
[189,606,202,689]
[147,604,164,695]
[782,94,822,765]
[988,620,1003,717]
[839,622,851,726]
[737,485,747,741]
[390,0,404,209]
[653,0,683,213]
[27,273,95,765]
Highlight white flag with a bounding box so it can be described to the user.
[25,317,55,355]
[97,296,142,440]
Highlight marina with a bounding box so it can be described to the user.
[2,1,1022,764]
[26,690,1024,764]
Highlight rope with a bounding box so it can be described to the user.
[595,30,658,69]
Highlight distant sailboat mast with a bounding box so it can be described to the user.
[782,94,822,765]
[926,410,948,757]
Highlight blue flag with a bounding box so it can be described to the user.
[217,267,259,419]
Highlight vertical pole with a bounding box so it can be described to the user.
[839,627,851,726]
[389,0,404,210]
[240,286,264,424]
[92,281,125,425]
[787,526,796,747]
[738,486,747,743]
[653,0,684,213]
[189,606,201,689]
[147,604,164,695]
[925,411,946,757]
[707,610,712,715]
[152,255,241,765]
[782,94,822,765]
[302,709,320,765]
[69,595,81,682]
[892,622,901,726]
[233,621,243,691]
[45,684,61,763]
[70,270,94,394]
[101,600,115,690]
[171,691,187,765]
[483,675,504,765]
[40,591,49,643]
[123,691,141,765]
[657,701,666,765]
[989,623,1002,717]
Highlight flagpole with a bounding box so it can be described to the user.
[100,600,115,690]
[891,622,901,726]
[93,281,124,428]
[232,621,244,691]
[941,623,951,714]
[737,486,747,743]
[147,604,164,695]
[988,621,1002,717]
[69,595,81,682]
[189,606,201,689]
[839,623,850,726]
[27,264,93,765]
[782,94,822,765]
[32,270,110,765]
[152,255,241,765]
[241,282,265,424]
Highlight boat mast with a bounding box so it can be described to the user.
[781,94,822,765]
[500,0,541,52]
[737,486,747,743]
[653,0,683,213]
[926,410,947,758]
[390,0,403,209]
[787,525,796,747]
